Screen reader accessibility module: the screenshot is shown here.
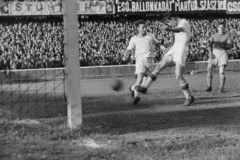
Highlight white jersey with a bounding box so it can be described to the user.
[173,19,191,48]
[127,32,159,58]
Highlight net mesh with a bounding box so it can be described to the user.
[0,68,67,134]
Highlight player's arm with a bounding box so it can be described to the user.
[161,20,186,33]
[123,49,132,62]
[214,34,233,50]
[165,27,184,33]
[123,37,134,62]
[208,35,214,59]
[224,34,233,50]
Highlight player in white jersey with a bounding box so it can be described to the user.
[123,20,163,105]
[136,13,195,106]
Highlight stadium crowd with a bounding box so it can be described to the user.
[0,15,240,70]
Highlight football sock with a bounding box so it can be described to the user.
[220,75,226,90]
[142,76,147,86]
[181,83,192,99]
[142,73,157,88]
[207,75,213,87]
[133,84,140,98]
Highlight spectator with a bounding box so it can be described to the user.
[0,14,240,70]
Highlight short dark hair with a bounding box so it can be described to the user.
[218,21,225,27]
[163,12,179,21]
[135,20,145,28]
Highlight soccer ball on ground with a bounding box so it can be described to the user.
[110,79,124,91]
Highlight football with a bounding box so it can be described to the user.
[110,79,124,91]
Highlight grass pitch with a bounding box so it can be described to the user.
[1,72,240,160]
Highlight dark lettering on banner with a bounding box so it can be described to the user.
[227,0,240,14]
[36,3,43,11]
[26,3,32,11]
[116,0,226,14]
[175,0,198,11]
[117,1,173,12]
[198,0,218,10]
[15,3,22,11]
[5,1,63,15]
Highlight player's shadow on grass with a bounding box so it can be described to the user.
[81,95,237,115]
[196,96,238,105]
[84,105,240,135]
[1,87,239,131]
[81,97,184,115]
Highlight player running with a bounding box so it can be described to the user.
[123,20,164,105]
[206,22,233,93]
[136,13,195,106]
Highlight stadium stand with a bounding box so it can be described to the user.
[0,15,240,70]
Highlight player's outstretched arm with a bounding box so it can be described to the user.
[160,25,184,33]
[166,27,184,33]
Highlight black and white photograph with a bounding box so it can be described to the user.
[0,0,240,159]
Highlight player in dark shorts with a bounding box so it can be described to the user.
[206,22,233,93]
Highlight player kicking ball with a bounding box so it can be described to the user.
[123,20,164,105]
[206,22,233,93]
[136,13,194,106]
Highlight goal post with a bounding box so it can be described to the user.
[63,0,82,128]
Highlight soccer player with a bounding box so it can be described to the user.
[206,22,233,93]
[123,20,164,105]
[136,13,195,106]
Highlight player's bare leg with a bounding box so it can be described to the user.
[206,62,214,92]
[175,63,194,106]
[141,68,151,86]
[130,73,144,105]
[138,55,173,93]
[142,75,148,86]
[129,70,148,98]
[219,65,226,93]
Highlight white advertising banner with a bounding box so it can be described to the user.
[8,1,62,15]
[77,0,115,15]
[0,0,115,16]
